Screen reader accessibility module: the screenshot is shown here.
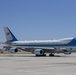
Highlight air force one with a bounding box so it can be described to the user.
[2,27,76,56]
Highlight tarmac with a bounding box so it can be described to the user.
[0,53,76,75]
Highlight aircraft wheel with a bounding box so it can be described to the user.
[36,54,46,57]
[43,54,46,56]
[49,53,54,56]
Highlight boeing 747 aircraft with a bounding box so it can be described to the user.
[2,27,76,56]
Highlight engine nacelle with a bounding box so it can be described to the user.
[63,50,71,55]
[34,49,44,55]
[0,48,6,53]
[64,52,71,55]
[9,48,18,53]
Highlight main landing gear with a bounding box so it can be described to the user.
[49,53,54,56]
[35,53,55,57]
[36,54,46,57]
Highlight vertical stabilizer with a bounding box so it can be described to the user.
[4,27,18,42]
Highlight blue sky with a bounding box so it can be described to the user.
[0,0,76,42]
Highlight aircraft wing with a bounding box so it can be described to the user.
[18,47,57,53]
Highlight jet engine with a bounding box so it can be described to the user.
[63,50,71,55]
[9,48,18,53]
[34,49,46,56]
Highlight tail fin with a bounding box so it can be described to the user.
[4,27,18,42]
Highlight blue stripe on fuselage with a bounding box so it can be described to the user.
[67,38,76,46]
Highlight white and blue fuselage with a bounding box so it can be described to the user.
[7,37,76,48]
